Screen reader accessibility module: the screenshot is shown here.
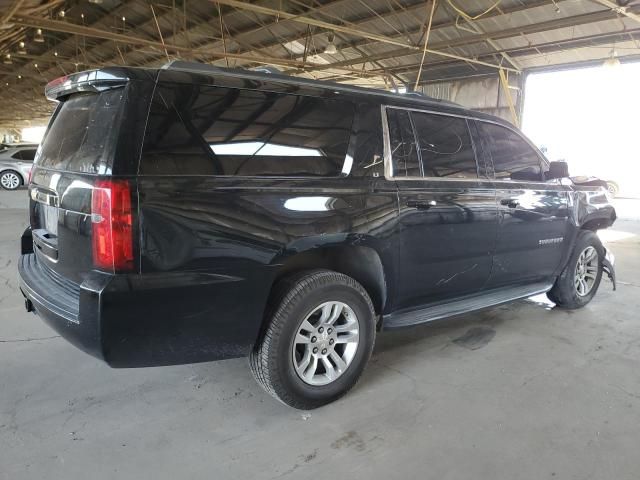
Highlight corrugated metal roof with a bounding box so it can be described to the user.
[1,0,639,128]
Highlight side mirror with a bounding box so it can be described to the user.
[546,161,569,179]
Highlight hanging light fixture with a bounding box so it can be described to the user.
[34,28,44,43]
[3,53,12,65]
[17,41,26,55]
[88,0,103,4]
[603,49,621,68]
[324,34,338,55]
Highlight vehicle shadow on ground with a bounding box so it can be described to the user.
[361,297,558,389]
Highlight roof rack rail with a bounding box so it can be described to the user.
[248,66,281,74]
[160,60,461,109]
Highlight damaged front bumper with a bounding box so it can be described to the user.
[602,247,616,291]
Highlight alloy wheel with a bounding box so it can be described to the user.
[1,172,20,190]
[292,301,360,386]
[574,246,598,296]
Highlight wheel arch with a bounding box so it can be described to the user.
[580,215,615,232]
[269,243,388,316]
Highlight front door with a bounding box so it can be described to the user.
[384,107,498,311]
[473,120,571,288]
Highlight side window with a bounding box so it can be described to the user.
[386,108,421,177]
[477,122,543,181]
[17,149,36,161]
[141,84,355,177]
[410,111,477,179]
[350,103,384,178]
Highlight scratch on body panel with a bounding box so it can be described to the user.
[436,264,478,286]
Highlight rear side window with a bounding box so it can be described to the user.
[386,108,421,177]
[476,122,543,181]
[37,89,125,174]
[411,111,477,179]
[386,108,477,179]
[141,85,355,177]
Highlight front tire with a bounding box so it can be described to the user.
[547,230,604,309]
[0,170,21,190]
[250,270,376,409]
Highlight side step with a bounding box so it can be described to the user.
[383,282,553,330]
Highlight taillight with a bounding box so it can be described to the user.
[91,179,134,272]
[27,166,33,184]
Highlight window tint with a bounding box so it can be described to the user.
[141,85,355,177]
[477,122,543,181]
[386,108,420,177]
[37,90,125,173]
[12,149,36,161]
[411,111,477,179]
[351,103,384,178]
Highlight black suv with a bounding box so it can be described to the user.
[18,62,617,409]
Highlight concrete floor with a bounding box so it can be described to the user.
[1,188,640,480]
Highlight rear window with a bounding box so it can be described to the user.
[140,84,355,177]
[37,89,125,174]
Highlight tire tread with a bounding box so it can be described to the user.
[249,269,375,409]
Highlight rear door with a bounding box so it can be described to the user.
[383,106,498,310]
[473,120,571,287]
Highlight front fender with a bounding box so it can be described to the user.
[568,187,616,230]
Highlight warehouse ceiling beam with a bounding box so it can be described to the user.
[592,0,640,25]
[7,14,336,71]
[295,4,640,74]
[369,27,640,82]
[0,0,25,26]
[212,0,520,72]
[441,0,521,71]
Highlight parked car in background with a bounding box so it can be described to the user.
[18,63,617,409]
[0,144,37,190]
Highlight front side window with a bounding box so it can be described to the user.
[141,85,355,177]
[477,122,543,181]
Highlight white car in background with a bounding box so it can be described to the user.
[0,144,37,190]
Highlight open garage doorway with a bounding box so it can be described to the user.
[522,62,640,199]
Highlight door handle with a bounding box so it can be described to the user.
[406,200,437,210]
[500,198,519,208]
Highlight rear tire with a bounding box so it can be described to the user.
[250,270,376,409]
[0,170,21,190]
[547,230,604,309]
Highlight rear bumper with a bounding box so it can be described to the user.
[18,253,270,367]
[19,253,110,361]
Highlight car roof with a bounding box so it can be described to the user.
[48,62,515,129]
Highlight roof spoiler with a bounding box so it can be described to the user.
[45,69,129,101]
